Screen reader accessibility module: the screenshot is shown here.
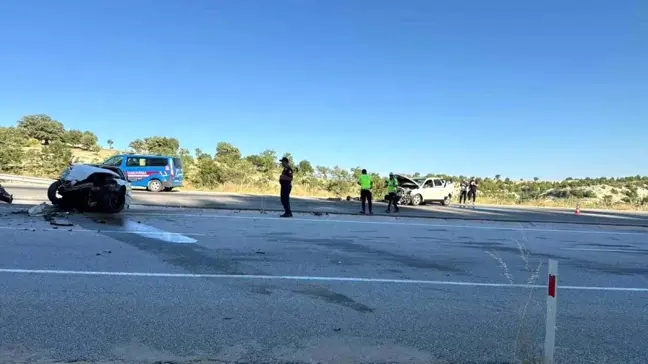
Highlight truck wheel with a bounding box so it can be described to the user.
[147,179,163,192]
[442,196,451,206]
[411,194,423,206]
[47,181,63,205]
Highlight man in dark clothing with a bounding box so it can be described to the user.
[0,184,13,204]
[279,157,293,217]
[468,178,478,205]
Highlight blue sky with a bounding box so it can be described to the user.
[1,0,646,180]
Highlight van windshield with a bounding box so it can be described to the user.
[103,156,123,166]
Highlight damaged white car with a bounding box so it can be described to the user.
[389,174,454,206]
[47,163,132,213]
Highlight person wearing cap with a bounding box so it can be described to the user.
[279,156,293,217]
[357,169,373,214]
[385,173,399,213]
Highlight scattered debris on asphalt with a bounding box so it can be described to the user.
[28,203,49,217]
[49,219,74,227]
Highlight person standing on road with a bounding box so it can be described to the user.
[279,157,293,217]
[385,173,399,213]
[468,178,478,206]
[358,169,373,214]
[459,179,469,205]
[0,184,13,204]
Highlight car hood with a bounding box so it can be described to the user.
[394,174,421,188]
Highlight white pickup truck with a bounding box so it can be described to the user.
[391,174,454,206]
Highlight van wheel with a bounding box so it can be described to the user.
[147,179,163,192]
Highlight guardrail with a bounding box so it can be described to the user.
[0,173,56,185]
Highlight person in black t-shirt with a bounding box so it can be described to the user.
[279,157,293,217]
[468,178,478,205]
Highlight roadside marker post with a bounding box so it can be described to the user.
[544,259,558,364]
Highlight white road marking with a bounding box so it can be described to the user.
[561,247,647,253]
[1,268,648,293]
[122,220,197,243]
[124,211,648,236]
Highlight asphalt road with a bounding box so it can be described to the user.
[4,183,648,227]
[1,203,647,363]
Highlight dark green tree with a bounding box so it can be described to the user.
[64,129,84,145]
[17,114,66,144]
[215,142,241,164]
[0,127,28,173]
[80,131,99,151]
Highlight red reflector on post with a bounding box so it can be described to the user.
[548,274,556,297]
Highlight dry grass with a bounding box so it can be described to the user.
[180,181,333,197]
[478,195,648,211]
[71,147,120,163]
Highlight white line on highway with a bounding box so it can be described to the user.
[561,247,647,253]
[1,268,648,293]
[125,211,648,236]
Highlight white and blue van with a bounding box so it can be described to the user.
[102,154,184,192]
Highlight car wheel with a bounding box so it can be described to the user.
[47,181,63,205]
[442,196,451,206]
[411,194,423,206]
[101,189,126,213]
[147,179,163,192]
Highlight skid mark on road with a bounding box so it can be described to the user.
[2,268,648,293]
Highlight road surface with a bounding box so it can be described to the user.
[1,202,647,363]
[4,183,648,227]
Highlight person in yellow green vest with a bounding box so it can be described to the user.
[357,169,373,214]
[385,173,399,213]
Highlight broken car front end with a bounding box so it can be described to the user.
[48,164,131,213]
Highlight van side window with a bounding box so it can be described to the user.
[146,157,168,167]
[125,157,140,167]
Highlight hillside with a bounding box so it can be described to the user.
[2,114,648,210]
